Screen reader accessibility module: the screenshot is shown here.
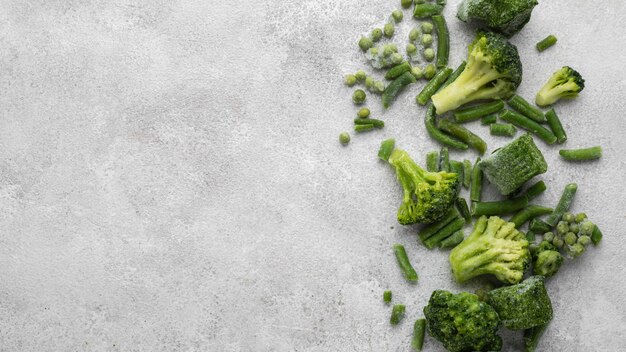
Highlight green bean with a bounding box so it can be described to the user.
[545,109,567,144]
[426,151,439,172]
[546,183,578,226]
[411,319,427,351]
[591,225,603,245]
[450,160,463,178]
[339,132,350,145]
[526,230,536,243]
[463,160,472,189]
[390,304,406,325]
[454,100,505,123]
[439,230,464,248]
[499,110,557,144]
[470,157,483,202]
[471,196,529,216]
[437,119,487,154]
[424,105,469,150]
[386,61,411,80]
[455,197,471,222]
[382,72,416,109]
[401,0,413,9]
[441,61,466,89]
[490,123,517,137]
[378,138,396,161]
[413,4,443,18]
[439,147,450,172]
[523,180,547,201]
[510,205,554,228]
[418,208,460,241]
[383,290,392,303]
[354,118,384,128]
[431,15,449,68]
[559,146,602,161]
[481,114,497,125]
[529,218,551,234]
[536,35,557,52]
[423,218,465,249]
[354,124,375,132]
[508,95,546,123]
[416,67,452,105]
[393,244,418,282]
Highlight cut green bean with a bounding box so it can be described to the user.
[439,230,464,248]
[418,208,460,241]
[450,160,464,180]
[470,157,483,202]
[455,197,471,222]
[559,146,602,161]
[499,110,557,144]
[426,151,439,172]
[378,139,396,161]
[591,225,603,245]
[432,15,449,69]
[416,67,453,105]
[546,183,578,226]
[413,4,443,18]
[471,196,529,216]
[384,290,392,303]
[454,100,505,123]
[411,319,427,351]
[508,95,546,123]
[354,118,384,128]
[438,119,487,154]
[390,304,406,325]
[439,147,450,172]
[481,114,497,125]
[545,109,567,144]
[523,181,547,201]
[425,105,469,150]
[490,123,517,137]
[393,244,418,282]
[463,160,472,189]
[383,72,417,109]
[526,230,536,243]
[354,124,375,132]
[529,218,551,233]
[536,35,557,52]
[510,205,554,228]
[441,61,466,89]
[385,61,412,80]
[423,218,465,249]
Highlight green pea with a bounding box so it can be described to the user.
[570,243,585,257]
[359,37,373,52]
[339,132,350,145]
[344,74,357,87]
[421,34,433,47]
[401,0,413,8]
[352,89,366,104]
[391,53,403,65]
[365,76,375,88]
[421,22,434,34]
[544,232,555,243]
[374,81,385,93]
[355,70,367,81]
[371,28,383,42]
[423,48,435,62]
[552,237,564,248]
[575,213,588,223]
[406,43,418,55]
[392,10,403,23]
[424,64,436,80]
[580,221,595,235]
[562,212,575,223]
[369,47,379,57]
[569,223,580,234]
[383,45,395,57]
[357,108,370,118]
[384,23,395,38]
[556,221,569,236]
[564,232,577,245]
[411,66,423,80]
[578,235,591,246]
[409,28,420,42]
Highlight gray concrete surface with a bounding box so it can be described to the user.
[1,0,625,351]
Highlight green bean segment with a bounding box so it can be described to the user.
[510,205,554,228]
[546,183,578,226]
[432,15,449,69]
[413,4,443,18]
[499,110,557,144]
[470,158,482,202]
[508,95,546,123]
[390,304,406,325]
[536,35,557,52]
[385,61,412,80]
[438,119,487,154]
[559,146,602,161]
[426,151,439,172]
[354,118,384,128]
[383,72,416,109]
[424,105,469,150]
[454,100,505,123]
[378,139,396,161]
[393,244,418,282]
[490,123,517,137]
[471,196,529,216]
[463,160,472,189]
[545,109,567,144]
[416,67,452,105]
[412,319,427,351]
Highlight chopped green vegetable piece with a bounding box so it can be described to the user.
[423,218,465,249]
[339,132,350,145]
[414,4,443,18]
[418,208,461,241]
[425,105,469,150]
[409,28,420,42]
[438,119,487,154]
[449,160,464,183]
[536,35,557,52]
[352,89,366,104]
[357,107,370,118]
[470,157,483,202]
[526,230,536,243]
[471,196,529,216]
[416,67,452,105]
[591,225,603,245]
[354,118,384,128]
[385,61,412,80]
[523,180,546,200]
[508,95,546,123]
[535,66,585,106]
[529,218,551,233]
[432,15,449,68]
[358,37,373,52]
[481,114,497,125]
[421,22,433,34]
[354,124,375,132]
[457,0,538,37]
[384,23,395,38]
[546,183,577,227]
[545,109,567,144]
[411,66,424,80]
[391,304,406,325]
[384,290,393,303]
[393,244,418,282]
[455,197,471,222]
[421,34,433,47]
[510,205,553,228]
[490,123,517,137]
[382,72,416,109]
[439,230,465,248]
[401,0,413,9]
[392,9,404,23]
[423,48,435,62]
[406,43,418,56]
[439,147,450,172]
[499,110,556,144]
[378,139,396,161]
[411,319,426,351]
[559,146,602,161]
[344,74,357,87]
[454,100,505,123]
[423,63,436,79]
[463,160,472,189]
[426,151,439,172]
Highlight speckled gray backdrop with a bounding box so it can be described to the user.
[1,0,625,351]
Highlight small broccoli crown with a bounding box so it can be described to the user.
[431,31,522,114]
[449,216,530,284]
[424,290,502,352]
[535,66,585,106]
[486,276,553,330]
[457,0,538,37]
[531,241,564,277]
[389,149,459,225]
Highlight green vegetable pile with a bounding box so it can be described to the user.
[339,1,605,351]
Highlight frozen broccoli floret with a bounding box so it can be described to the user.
[531,241,564,277]
[535,66,585,107]
[457,0,538,37]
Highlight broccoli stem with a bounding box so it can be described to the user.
[385,61,412,80]
[591,225,603,245]
[383,72,417,109]
[393,244,419,282]
[463,160,472,189]
[432,15,449,69]
[546,183,578,226]
[481,114,497,125]
[426,151,439,172]
[439,147,450,172]
[416,67,452,105]
[383,290,392,303]
[423,217,465,249]
[418,208,461,241]
[354,118,384,128]
[390,304,406,325]
[523,181,547,201]
[510,205,554,228]
[470,157,483,202]
[471,196,529,216]
[545,109,567,144]
[508,95,546,123]
[529,218,551,233]
[438,230,464,248]
[490,123,517,137]
[455,197,471,222]
[411,319,426,351]
[425,105,470,150]
[438,119,487,154]
[524,323,548,352]
[536,35,557,52]
[559,146,602,161]
[414,4,443,18]
[499,110,557,144]
[378,138,396,161]
[454,100,505,123]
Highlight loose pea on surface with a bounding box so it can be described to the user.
[575,213,588,223]
[423,48,435,62]
[424,64,436,80]
[365,76,374,88]
[390,53,403,65]
[401,0,413,8]
[357,108,371,118]
[406,43,418,55]
[411,66,424,79]
[345,74,357,86]
[352,89,367,104]
[355,70,367,81]
[564,232,577,245]
[384,23,395,38]
[409,28,420,42]
[392,10,403,23]
[421,34,433,46]
[339,132,350,145]
[359,37,373,52]
[371,28,383,42]
[421,21,434,34]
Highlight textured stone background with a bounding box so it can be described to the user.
[1,0,625,351]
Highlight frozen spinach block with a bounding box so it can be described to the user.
[479,134,547,196]
[486,276,553,330]
[457,0,538,37]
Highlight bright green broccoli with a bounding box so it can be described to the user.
[388,149,460,225]
[485,276,553,330]
[531,241,563,277]
[457,0,538,37]
[424,290,502,352]
[450,215,530,284]
[535,66,585,107]
[431,31,522,114]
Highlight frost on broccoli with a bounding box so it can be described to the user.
[535,66,585,107]
[388,149,459,225]
[457,0,538,37]
[431,30,522,114]
[450,216,530,284]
